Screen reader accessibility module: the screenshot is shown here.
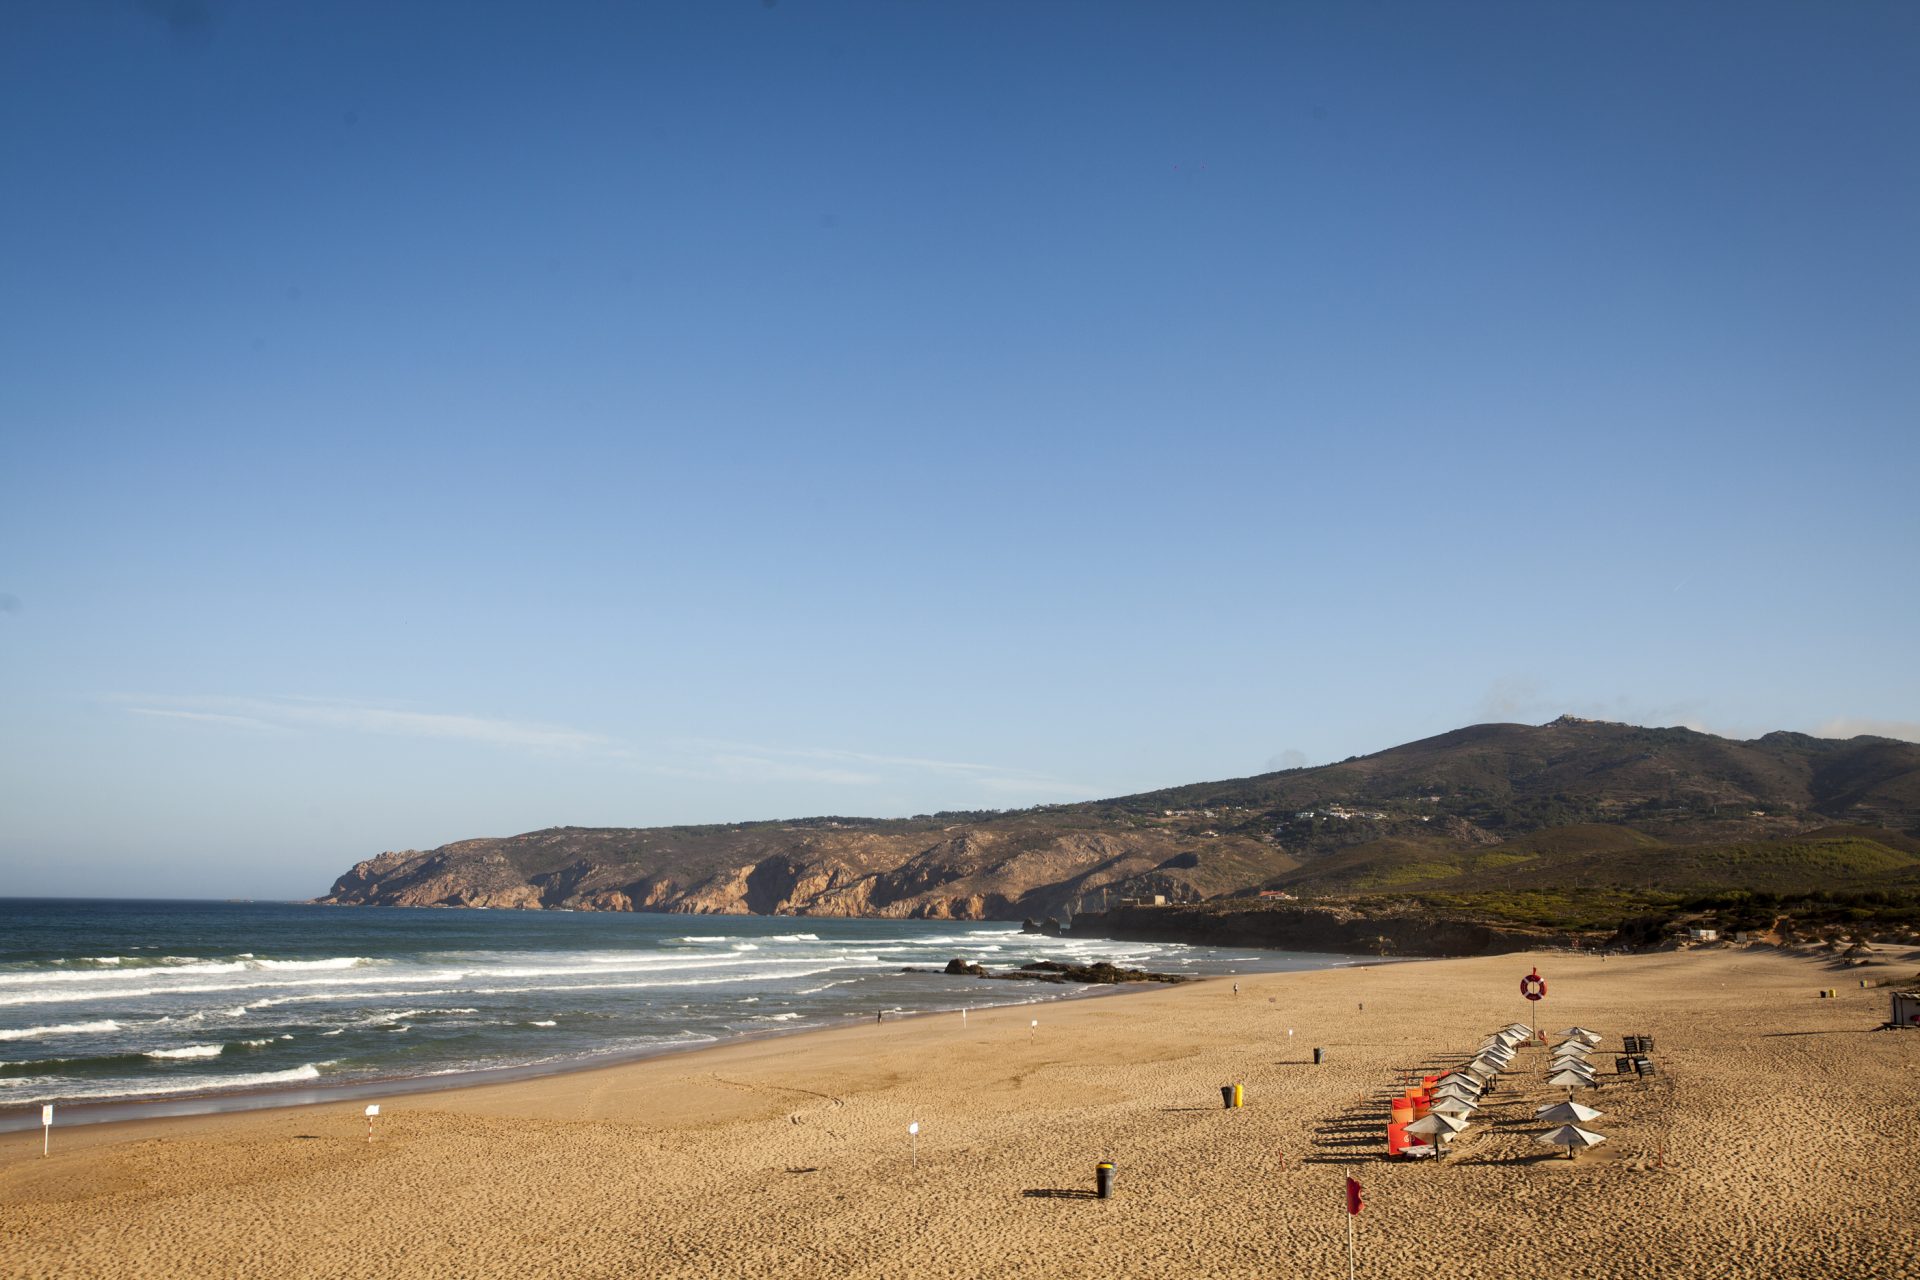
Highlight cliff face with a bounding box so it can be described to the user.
[320,823,1280,920]
[317,719,1920,921]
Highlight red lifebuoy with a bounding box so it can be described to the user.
[1520,968,1547,1001]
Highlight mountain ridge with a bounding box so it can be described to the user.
[317,717,1920,922]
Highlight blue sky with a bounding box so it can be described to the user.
[2,1,1915,898]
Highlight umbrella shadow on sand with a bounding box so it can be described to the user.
[1022,1188,1099,1200]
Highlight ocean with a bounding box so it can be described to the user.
[0,899,1355,1127]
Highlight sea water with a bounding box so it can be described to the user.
[0,899,1354,1126]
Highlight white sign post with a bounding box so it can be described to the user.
[41,1104,52,1158]
[1029,1018,1037,1043]
[365,1103,380,1143]
[908,1121,919,1170]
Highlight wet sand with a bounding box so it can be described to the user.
[5,946,1916,1279]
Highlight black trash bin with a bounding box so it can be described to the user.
[1313,1047,1325,1064]
[1095,1161,1115,1199]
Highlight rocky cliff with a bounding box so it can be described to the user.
[321,822,1275,920]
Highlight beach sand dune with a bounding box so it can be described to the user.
[4,948,1916,1279]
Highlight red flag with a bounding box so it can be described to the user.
[1345,1176,1362,1215]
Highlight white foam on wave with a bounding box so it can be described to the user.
[254,957,370,971]
[752,1012,803,1022]
[145,1044,224,1059]
[1,970,470,1009]
[0,955,372,990]
[474,954,856,982]
[465,962,873,999]
[528,1020,557,1027]
[4,1063,325,1104]
[765,934,820,942]
[0,1020,122,1041]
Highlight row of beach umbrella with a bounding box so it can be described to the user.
[1536,1026,1608,1158]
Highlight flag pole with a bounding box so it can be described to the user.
[1344,1166,1358,1280]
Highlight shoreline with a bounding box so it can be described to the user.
[0,964,1205,1160]
[0,962,1234,1134]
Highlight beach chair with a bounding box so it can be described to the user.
[1615,1056,1634,1075]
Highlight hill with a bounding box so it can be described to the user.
[318,717,1920,930]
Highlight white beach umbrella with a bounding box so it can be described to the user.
[1430,1096,1477,1118]
[1546,1069,1594,1088]
[1535,1124,1606,1159]
[1550,1049,1592,1065]
[1550,1060,1597,1078]
[1435,1073,1481,1092]
[1505,1023,1532,1035]
[1406,1112,1469,1138]
[1534,1100,1604,1125]
[1558,1027,1601,1041]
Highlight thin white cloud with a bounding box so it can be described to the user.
[126,707,292,733]
[691,739,1005,776]
[687,738,1102,798]
[115,694,610,753]
[706,754,883,786]
[261,700,608,751]
[1815,717,1920,743]
[111,696,1110,799]
[974,775,1106,798]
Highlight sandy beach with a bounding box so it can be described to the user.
[4,945,1916,1280]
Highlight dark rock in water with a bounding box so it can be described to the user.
[990,959,1190,985]
[915,956,1188,985]
[1041,917,1063,936]
[1021,918,1043,934]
